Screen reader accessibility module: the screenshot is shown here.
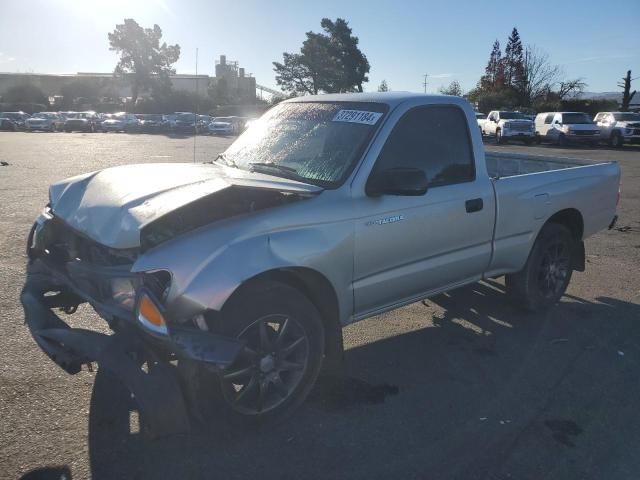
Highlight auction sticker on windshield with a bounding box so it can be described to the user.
[332,110,383,125]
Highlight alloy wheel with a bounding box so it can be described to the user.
[537,241,570,299]
[221,314,309,415]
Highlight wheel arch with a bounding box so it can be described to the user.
[546,208,584,240]
[543,208,585,271]
[222,267,344,374]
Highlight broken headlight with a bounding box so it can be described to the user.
[110,277,136,311]
[110,271,171,312]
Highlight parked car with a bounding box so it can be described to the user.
[25,112,65,132]
[63,111,98,132]
[101,112,139,133]
[173,112,198,133]
[594,111,640,147]
[479,110,535,144]
[136,114,169,133]
[0,111,30,129]
[94,113,113,132]
[208,116,245,135]
[535,112,600,146]
[0,116,17,131]
[21,93,620,435]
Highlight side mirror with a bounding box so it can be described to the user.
[366,167,429,197]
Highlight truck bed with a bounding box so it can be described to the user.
[485,151,597,178]
[484,150,620,279]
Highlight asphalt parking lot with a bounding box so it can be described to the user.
[1,131,639,480]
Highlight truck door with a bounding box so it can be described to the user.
[353,105,495,316]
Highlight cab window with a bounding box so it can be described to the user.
[373,105,475,188]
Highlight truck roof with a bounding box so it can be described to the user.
[285,92,468,108]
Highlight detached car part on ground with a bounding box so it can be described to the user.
[22,93,620,438]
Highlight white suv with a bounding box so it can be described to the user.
[535,112,600,146]
[594,111,640,147]
[480,111,535,144]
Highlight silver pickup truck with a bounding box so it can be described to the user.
[22,93,620,435]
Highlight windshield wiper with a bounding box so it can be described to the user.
[213,153,237,168]
[249,162,306,182]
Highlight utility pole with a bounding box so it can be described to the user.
[193,47,198,163]
[422,73,428,94]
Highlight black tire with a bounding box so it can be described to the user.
[496,129,504,144]
[194,281,325,425]
[557,134,566,147]
[610,132,623,148]
[535,134,542,144]
[505,223,574,312]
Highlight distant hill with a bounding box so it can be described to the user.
[579,91,622,101]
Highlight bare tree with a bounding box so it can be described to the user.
[618,70,637,112]
[439,80,463,96]
[521,46,560,105]
[520,46,587,106]
[557,78,587,99]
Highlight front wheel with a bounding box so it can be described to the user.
[556,134,566,147]
[201,281,325,424]
[496,129,504,144]
[505,223,574,312]
[610,132,623,148]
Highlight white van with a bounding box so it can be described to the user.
[535,112,600,146]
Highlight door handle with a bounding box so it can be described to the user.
[465,198,483,213]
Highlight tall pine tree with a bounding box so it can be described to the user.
[480,40,505,90]
[504,27,525,92]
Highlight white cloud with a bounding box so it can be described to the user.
[0,52,16,64]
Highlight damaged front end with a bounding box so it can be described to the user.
[21,208,246,437]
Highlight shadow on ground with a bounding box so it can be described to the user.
[38,281,640,480]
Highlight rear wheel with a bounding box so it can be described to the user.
[496,129,504,144]
[195,281,325,425]
[557,133,566,147]
[505,223,574,312]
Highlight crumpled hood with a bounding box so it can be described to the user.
[48,163,322,249]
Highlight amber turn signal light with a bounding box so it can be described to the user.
[137,293,167,334]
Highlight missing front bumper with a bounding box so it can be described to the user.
[21,259,244,437]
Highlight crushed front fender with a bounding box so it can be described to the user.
[21,263,191,438]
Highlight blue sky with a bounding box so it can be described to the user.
[0,0,638,93]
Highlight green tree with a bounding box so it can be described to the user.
[108,19,180,105]
[439,80,463,96]
[273,17,370,95]
[479,40,505,90]
[273,53,321,95]
[504,27,524,91]
[377,80,389,92]
[619,70,636,112]
[2,83,48,105]
[319,18,370,92]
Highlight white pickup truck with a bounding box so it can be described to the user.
[478,110,535,144]
[22,93,620,434]
[594,111,640,147]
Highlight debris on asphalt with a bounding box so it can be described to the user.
[618,350,625,357]
[0,161,9,166]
